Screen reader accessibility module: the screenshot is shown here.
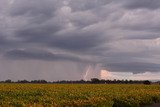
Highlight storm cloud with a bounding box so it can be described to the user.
[105,62,160,73]
[0,0,160,80]
[123,0,160,10]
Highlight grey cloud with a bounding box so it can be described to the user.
[49,30,106,51]
[15,26,106,52]
[15,18,107,52]
[16,23,61,42]
[123,0,160,10]
[69,0,112,11]
[9,0,59,17]
[0,36,19,50]
[0,36,9,46]
[10,1,107,52]
[4,49,91,63]
[125,35,160,40]
[105,62,160,73]
[8,0,61,27]
[120,24,160,33]
[70,11,99,28]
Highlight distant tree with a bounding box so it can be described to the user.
[100,79,106,84]
[40,80,47,83]
[5,79,12,83]
[129,80,133,84]
[91,78,100,84]
[30,80,47,83]
[143,80,151,85]
[124,80,129,84]
[79,79,85,83]
[17,80,29,83]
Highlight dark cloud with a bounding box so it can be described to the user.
[69,0,112,11]
[123,0,160,10]
[49,31,106,51]
[125,35,160,40]
[16,23,61,42]
[9,0,58,17]
[105,62,160,73]
[4,49,91,62]
[0,36,19,50]
[15,25,106,52]
[0,36,10,46]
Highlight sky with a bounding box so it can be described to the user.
[0,0,160,81]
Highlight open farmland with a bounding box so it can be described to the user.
[0,84,159,107]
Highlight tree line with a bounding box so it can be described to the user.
[0,78,158,85]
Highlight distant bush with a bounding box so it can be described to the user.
[5,79,12,83]
[143,80,151,85]
[91,78,100,84]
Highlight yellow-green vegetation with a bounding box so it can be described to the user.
[0,84,160,107]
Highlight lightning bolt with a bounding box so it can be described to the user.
[83,65,91,81]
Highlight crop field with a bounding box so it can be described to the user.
[0,84,159,107]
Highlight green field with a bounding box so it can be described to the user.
[0,84,160,107]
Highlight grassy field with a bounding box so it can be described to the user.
[0,84,159,107]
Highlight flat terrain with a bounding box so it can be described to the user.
[0,84,160,107]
